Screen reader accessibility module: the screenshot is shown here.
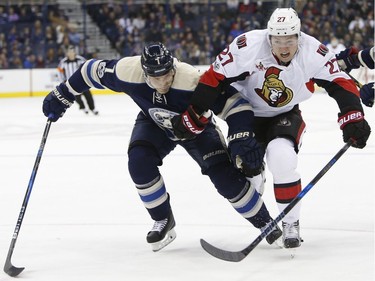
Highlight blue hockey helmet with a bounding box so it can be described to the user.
[141,42,174,77]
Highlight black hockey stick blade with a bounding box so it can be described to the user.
[4,259,24,277]
[200,221,272,262]
[200,140,352,262]
[200,239,248,262]
[4,238,25,276]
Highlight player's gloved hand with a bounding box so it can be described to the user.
[171,105,210,140]
[228,132,265,177]
[338,109,371,149]
[43,83,75,122]
[360,82,374,107]
[336,47,361,72]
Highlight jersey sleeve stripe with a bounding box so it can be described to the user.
[81,59,105,89]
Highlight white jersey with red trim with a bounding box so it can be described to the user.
[212,29,350,117]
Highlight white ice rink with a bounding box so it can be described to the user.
[0,93,374,281]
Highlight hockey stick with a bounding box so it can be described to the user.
[4,117,53,277]
[345,71,363,88]
[200,139,353,262]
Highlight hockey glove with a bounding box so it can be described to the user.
[336,47,361,72]
[228,132,265,177]
[338,109,371,149]
[171,105,210,140]
[360,82,374,107]
[43,83,75,122]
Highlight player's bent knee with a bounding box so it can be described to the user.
[267,138,299,181]
[128,145,161,183]
[205,162,248,199]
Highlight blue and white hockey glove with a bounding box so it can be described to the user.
[360,82,374,107]
[43,83,75,122]
[228,132,265,177]
[336,47,361,72]
[226,110,264,177]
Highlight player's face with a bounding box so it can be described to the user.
[148,70,175,94]
[270,35,298,64]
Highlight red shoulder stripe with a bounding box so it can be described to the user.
[333,77,360,97]
[200,65,226,88]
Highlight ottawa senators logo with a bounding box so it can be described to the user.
[255,67,293,107]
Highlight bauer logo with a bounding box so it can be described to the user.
[203,149,226,160]
[227,132,250,142]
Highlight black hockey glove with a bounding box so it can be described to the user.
[228,132,265,177]
[171,105,209,140]
[43,83,75,122]
[360,82,374,107]
[338,108,371,149]
[336,47,361,72]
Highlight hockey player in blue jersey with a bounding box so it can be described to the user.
[42,42,282,252]
[336,46,374,107]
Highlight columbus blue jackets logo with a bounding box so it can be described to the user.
[149,108,176,129]
[255,67,293,107]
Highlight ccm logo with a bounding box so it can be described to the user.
[228,131,250,142]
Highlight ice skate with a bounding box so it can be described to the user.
[147,211,176,252]
[282,220,302,257]
[261,220,283,247]
[91,109,99,115]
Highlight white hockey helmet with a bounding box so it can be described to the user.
[267,8,301,37]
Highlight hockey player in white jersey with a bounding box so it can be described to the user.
[172,8,371,249]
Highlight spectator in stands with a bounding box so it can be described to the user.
[23,54,36,68]
[0,33,6,49]
[10,55,23,69]
[7,6,19,23]
[326,36,346,54]
[1,1,373,70]
[67,23,81,46]
[0,49,9,68]
[0,6,8,24]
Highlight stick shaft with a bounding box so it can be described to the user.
[4,119,52,276]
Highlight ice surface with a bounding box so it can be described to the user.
[0,93,374,281]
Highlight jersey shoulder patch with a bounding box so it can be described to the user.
[316,44,329,57]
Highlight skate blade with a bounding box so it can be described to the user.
[273,236,284,249]
[150,228,177,252]
[286,248,297,258]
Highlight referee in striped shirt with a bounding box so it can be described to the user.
[58,45,99,115]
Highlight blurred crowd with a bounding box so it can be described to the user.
[0,0,373,69]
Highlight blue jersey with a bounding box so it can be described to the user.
[66,56,252,140]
